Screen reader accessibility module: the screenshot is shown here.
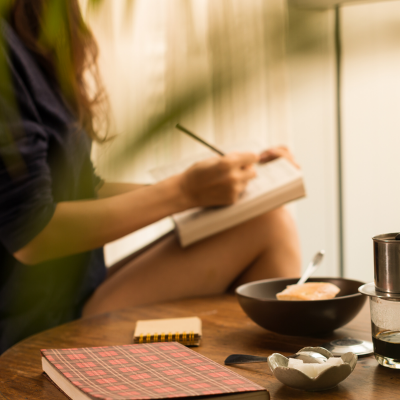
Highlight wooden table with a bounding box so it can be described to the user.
[0,294,399,399]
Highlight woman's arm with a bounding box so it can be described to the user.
[97,182,148,198]
[13,152,258,265]
[14,176,187,265]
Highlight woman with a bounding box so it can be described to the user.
[0,0,301,354]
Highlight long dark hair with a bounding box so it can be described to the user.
[8,0,109,141]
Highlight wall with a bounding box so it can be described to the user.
[287,7,340,277]
[289,0,400,282]
[341,0,400,282]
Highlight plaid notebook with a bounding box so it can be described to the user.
[41,342,269,400]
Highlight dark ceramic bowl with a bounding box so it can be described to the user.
[236,277,367,336]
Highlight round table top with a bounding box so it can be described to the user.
[0,294,399,400]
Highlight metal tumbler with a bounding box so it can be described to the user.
[373,233,400,294]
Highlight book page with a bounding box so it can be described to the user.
[243,158,301,200]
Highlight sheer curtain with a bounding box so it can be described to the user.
[86,0,290,266]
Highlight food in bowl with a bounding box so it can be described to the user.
[276,282,340,301]
[236,277,367,335]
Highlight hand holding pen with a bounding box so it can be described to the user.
[175,124,258,207]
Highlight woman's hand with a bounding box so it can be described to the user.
[259,146,300,169]
[178,152,259,208]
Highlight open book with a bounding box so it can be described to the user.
[151,156,305,247]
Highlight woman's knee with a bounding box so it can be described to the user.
[246,206,297,239]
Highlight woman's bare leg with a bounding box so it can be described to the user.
[82,206,301,317]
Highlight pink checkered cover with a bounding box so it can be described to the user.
[41,342,265,400]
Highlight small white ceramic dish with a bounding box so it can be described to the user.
[267,346,357,391]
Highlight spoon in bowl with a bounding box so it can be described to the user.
[297,250,325,285]
[224,351,327,365]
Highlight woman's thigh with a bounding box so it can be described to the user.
[82,207,300,317]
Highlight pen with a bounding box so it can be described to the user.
[175,123,225,156]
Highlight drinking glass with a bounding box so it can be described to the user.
[370,296,400,369]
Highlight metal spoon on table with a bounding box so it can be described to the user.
[225,250,326,366]
[225,351,327,365]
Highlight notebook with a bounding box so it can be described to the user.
[41,342,270,400]
[133,317,201,346]
[151,156,305,247]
